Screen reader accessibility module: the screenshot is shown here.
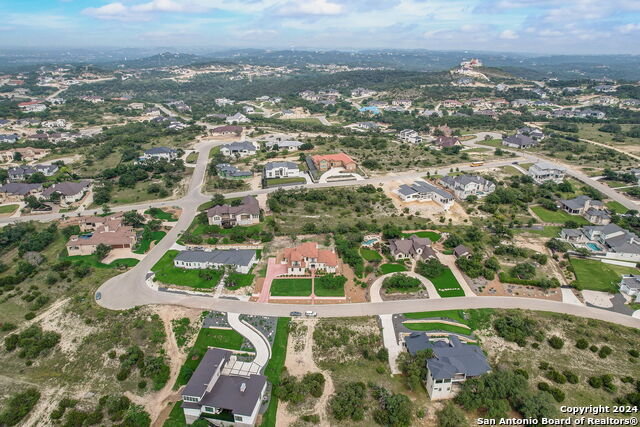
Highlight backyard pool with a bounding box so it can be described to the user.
[362,235,381,246]
[586,243,601,251]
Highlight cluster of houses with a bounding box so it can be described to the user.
[299,89,341,106]
[394,174,495,210]
[560,223,640,262]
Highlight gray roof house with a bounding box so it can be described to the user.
[620,275,640,302]
[265,140,304,151]
[8,164,59,182]
[439,175,495,200]
[453,245,471,259]
[42,180,90,205]
[527,162,566,184]
[389,234,436,261]
[404,334,491,400]
[173,249,257,274]
[181,348,267,425]
[0,134,19,143]
[216,163,252,179]
[140,147,178,162]
[263,161,301,180]
[206,196,261,228]
[0,182,43,200]
[559,196,610,225]
[395,181,454,210]
[502,134,537,149]
[220,141,257,158]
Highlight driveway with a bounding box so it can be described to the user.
[379,314,401,374]
[227,312,271,370]
[257,258,288,303]
[369,271,440,302]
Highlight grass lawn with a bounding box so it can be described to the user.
[404,309,467,323]
[403,309,493,330]
[515,226,562,238]
[186,152,198,163]
[175,327,245,387]
[530,206,589,225]
[430,268,465,297]
[270,278,312,296]
[404,322,472,335]
[401,231,441,242]
[134,231,166,254]
[606,201,629,214]
[65,254,139,269]
[570,257,640,292]
[260,318,290,427]
[0,204,18,214]
[501,165,524,176]
[314,277,345,297]
[380,263,408,274]
[163,401,186,427]
[226,272,255,290]
[265,177,306,187]
[476,138,502,147]
[152,250,222,289]
[145,208,177,221]
[360,248,382,262]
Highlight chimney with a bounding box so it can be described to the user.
[240,383,247,393]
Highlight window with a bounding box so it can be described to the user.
[204,406,215,413]
[183,396,199,403]
[235,415,243,422]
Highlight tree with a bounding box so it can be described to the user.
[0,388,40,426]
[436,403,468,427]
[94,243,112,261]
[373,392,413,427]
[416,258,445,278]
[123,211,145,227]
[211,193,226,206]
[510,263,536,280]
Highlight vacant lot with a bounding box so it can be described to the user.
[152,250,222,289]
[401,231,441,242]
[270,278,313,296]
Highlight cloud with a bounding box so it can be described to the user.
[617,23,640,33]
[82,0,213,21]
[499,29,518,39]
[276,0,344,16]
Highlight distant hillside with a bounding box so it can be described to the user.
[112,52,205,69]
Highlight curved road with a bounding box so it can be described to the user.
[11,130,632,330]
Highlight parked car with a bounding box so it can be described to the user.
[95,292,101,301]
[305,311,317,317]
[290,311,302,317]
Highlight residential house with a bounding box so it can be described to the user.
[433,136,461,149]
[226,113,250,124]
[453,245,471,259]
[527,162,566,184]
[0,147,49,163]
[392,99,412,109]
[398,129,422,144]
[42,119,67,128]
[439,175,495,199]
[220,142,257,158]
[630,168,640,184]
[8,164,58,182]
[265,140,304,151]
[173,249,257,274]
[403,334,491,400]
[388,234,436,261]
[66,214,136,256]
[576,109,606,119]
[582,224,640,262]
[280,242,338,275]
[502,134,537,149]
[26,133,49,142]
[351,88,377,97]
[560,228,588,244]
[559,196,610,225]
[210,125,243,136]
[140,147,178,162]
[180,348,267,426]
[442,100,462,108]
[620,275,640,303]
[18,101,46,112]
[263,162,301,179]
[0,134,19,143]
[517,127,545,141]
[355,121,379,131]
[216,164,252,179]
[207,196,260,227]
[395,181,454,210]
[310,153,357,172]
[215,98,235,106]
[42,180,91,206]
[0,183,43,203]
[168,100,191,113]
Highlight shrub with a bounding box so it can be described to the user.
[436,402,469,427]
[563,371,579,384]
[589,376,603,388]
[546,368,567,385]
[629,349,639,358]
[0,388,40,426]
[300,414,320,424]
[329,382,366,421]
[576,338,588,349]
[599,346,612,359]
[548,336,564,349]
[138,381,147,389]
[24,312,36,320]
[589,345,598,353]
[514,369,529,379]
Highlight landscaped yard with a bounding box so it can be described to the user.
[163,401,186,427]
[260,318,290,427]
[403,309,493,330]
[0,204,19,214]
[226,272,255,290]
[152,250,222,289]
[605,201,629,214]
[314,275,346,297]
[265,177,306,187]
[270,278,312,296]
[379,263,407,274]
[401,230,441,242]
[430,268,465,297]
[530,206,589,225]
[65,254,139,269]
[175,327,246,386]
[186,152,198,163]
[134,230,166,254]
[514,226,562,238]
[360,248,382,262]
[404,322,472,335]
[570,257,640,292]
[145,207,177,221]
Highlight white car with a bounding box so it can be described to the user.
[305,311,317,317]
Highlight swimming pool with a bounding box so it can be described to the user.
[586,243,600,251]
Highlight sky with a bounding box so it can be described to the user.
[1,0,640,54]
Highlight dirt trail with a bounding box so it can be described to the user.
[14,297,70,334]
[278,320,335,427]
[146,305,202,427]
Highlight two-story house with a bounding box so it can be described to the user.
[280,242,338,275]
[263,161,301,179]
[207,196,260,227]
[527,162,566,184]
[439,175,496,200]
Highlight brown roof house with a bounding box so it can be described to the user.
[433,136,461,149]
[207,196,260,227]
[0,183,43,203]
[453,245,471,259]
[66,215,137,256]
[280,242,338,275]
[389,234,437,261]
[42,180,91,206]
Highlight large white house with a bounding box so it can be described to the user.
[527,162,566,184]
[181,348,267,426]
[263,161,301,179]
[226,113,250,124]
[140,147,178,162]
[173,249,257,274]
[220,142,257,158]
[395,181,454,210]
[398,129,422,144]
[439,174,495,200]
[620,275,640,302]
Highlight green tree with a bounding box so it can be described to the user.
[436,402,469,427]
